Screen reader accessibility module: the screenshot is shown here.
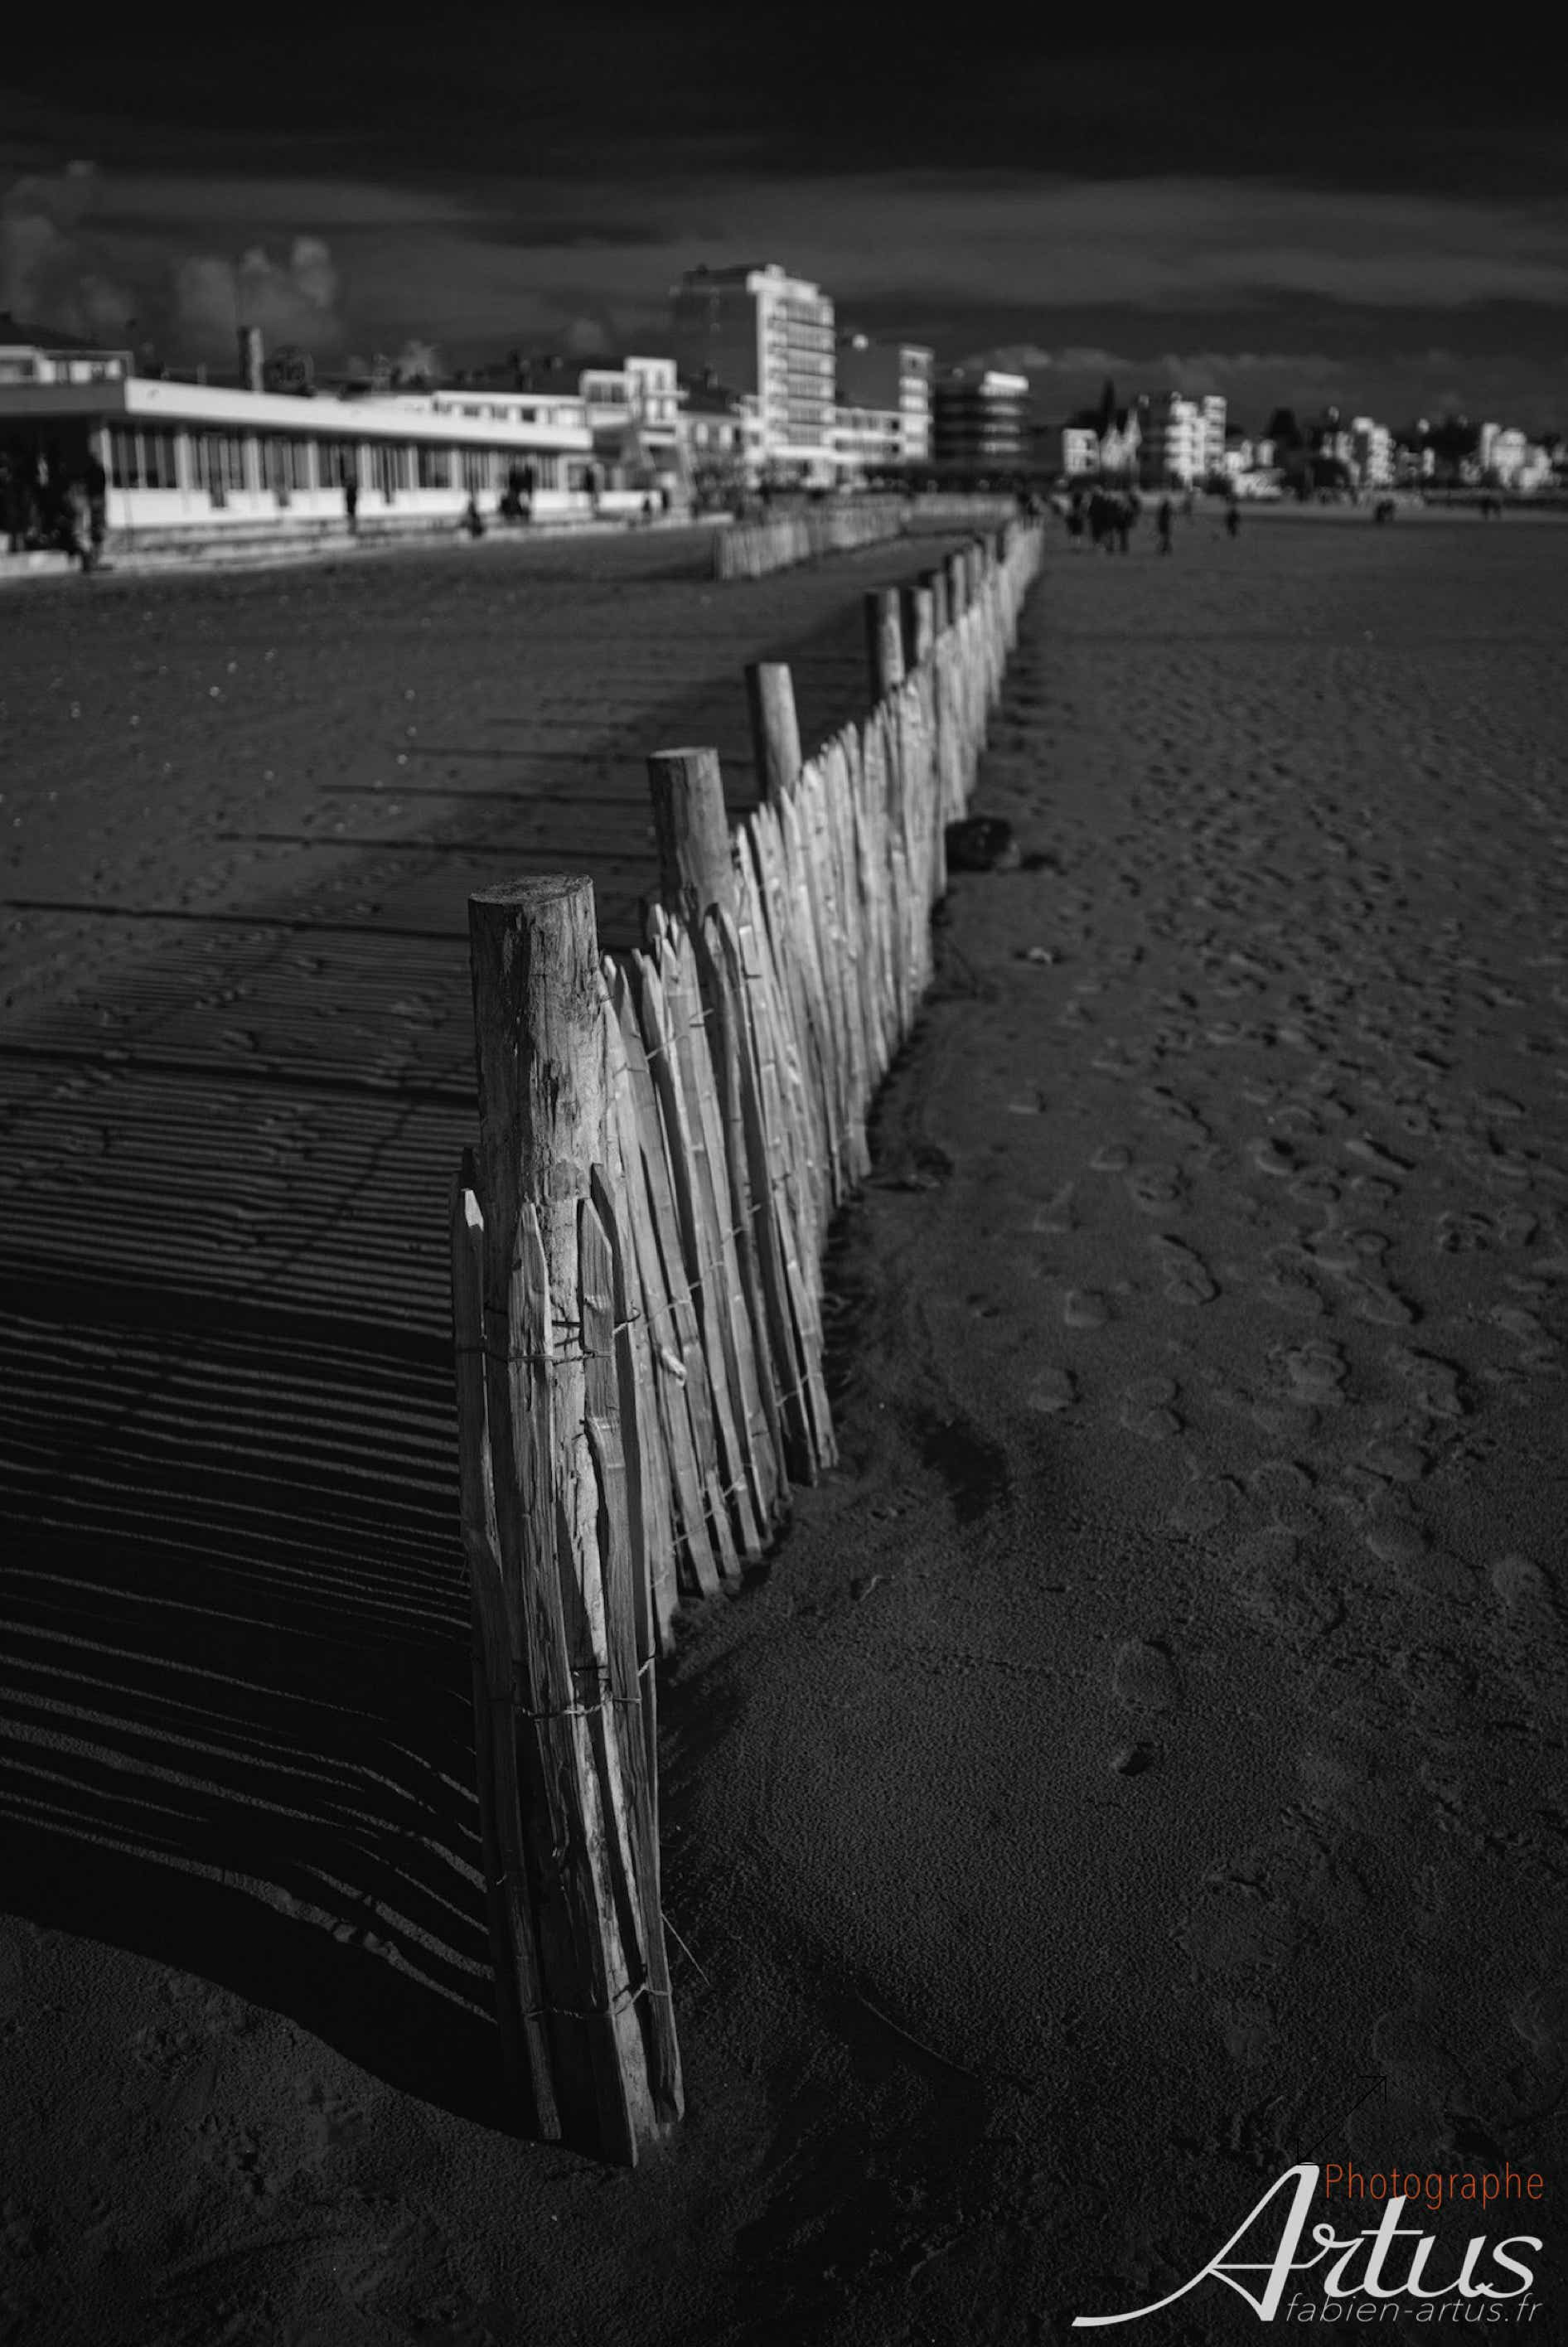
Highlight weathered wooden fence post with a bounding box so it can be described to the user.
[901,580,935,671]
[647,748,735,922]
[462,874,679,2166]
[745,660,802,802]
[864,587,906,701]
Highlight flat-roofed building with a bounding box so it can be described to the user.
[1350,416,1393,488]
[0,349,597,541]
[1137,391,1223,487]
[1061,423,1100,477]
[676,375,752,506]
[832,400,902,481]
[835,334,933,469]
[932,367,1029,469]
[0,312,131,387]
[670,264,836,485]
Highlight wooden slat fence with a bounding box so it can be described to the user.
[451,521,1044,2161]
[714,491,1019,581]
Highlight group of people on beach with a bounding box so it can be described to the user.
[2,439,109,570]
[1064,484,1240,552]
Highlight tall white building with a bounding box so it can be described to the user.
[670,263,836,485]
[1351,416,1393,488]
[1139,390,1227,486]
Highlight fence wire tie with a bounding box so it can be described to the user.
[517,1978,675,2027]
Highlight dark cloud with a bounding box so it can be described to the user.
[2,16,1565,417]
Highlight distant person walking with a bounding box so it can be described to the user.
[1156,496,1174,554]
[344,473,360,535]
[1225,501,1240,540]
[2,446,25,553]
[85,452,108,571]
[62,476,90,569]
[1067,496,1085,549]
[1114,491,1135,554]
[463,492,486,538]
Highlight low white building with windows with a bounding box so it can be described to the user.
[0,313,133,388]
[0,349,599,542]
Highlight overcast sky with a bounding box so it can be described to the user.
[3,9,1566,428]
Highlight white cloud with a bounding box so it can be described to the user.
[173,235,343,355]
[1,160,136,336]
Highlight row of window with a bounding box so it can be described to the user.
[105,430,566,498]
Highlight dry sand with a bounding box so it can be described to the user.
[1,513,1565,2345]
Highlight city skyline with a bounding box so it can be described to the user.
[2,15,1566,429]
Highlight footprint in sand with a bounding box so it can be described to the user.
[1230,1532,1344,1648]
[1349,1174,1403,1210]
[1125,1165,1185,1216]
[1025,1367,1077,1415]
[1063,1289,1111,1329]
[1120,1375,1183,1441]
[1361,1513,1474,1601]
[1026,1182,1077,1234]
[1152,1235,1218,1306]
[1259,1248,1328,1319]
[1493,1549,1558,1624]
[1361,1436,1430,1484]
[1275,1340,1349,1408]
[1346,1135,1414,1176]
[1387,1348,1466,1420]
[1343,1272,1419,1327]
[1511,1969,1568,2061]
[1166,1473,1236,1536]
[1391,1643,1474,1728]
[1111,1637,1184,1715]
[1140,1085,1213,1145]
[1288,1167,1343,1207]
[1249,1137,1303,1179]
[1488,1553,1564,1641]
[1248,1460,1319,1533]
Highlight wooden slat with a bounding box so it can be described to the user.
[612,964,733,1597]
[449,1161,556,2138]
[655,926,769,1561]
[581,1184,684,2124]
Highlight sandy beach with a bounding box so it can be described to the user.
[2,511,1565,2345]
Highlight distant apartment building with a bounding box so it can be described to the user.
[1391,433,1435,486]
[835,334,933,472]
[675,376,753,502]
[670,263,835,485]
[1350,416,1393,488]
[932,367,1029,468]
[0,312,131,385]
[1477,421,1552,489]
[1061,423,1100,477]
[503,351,680,489]
[578,354,680,484]
[1138,391,1227,486]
